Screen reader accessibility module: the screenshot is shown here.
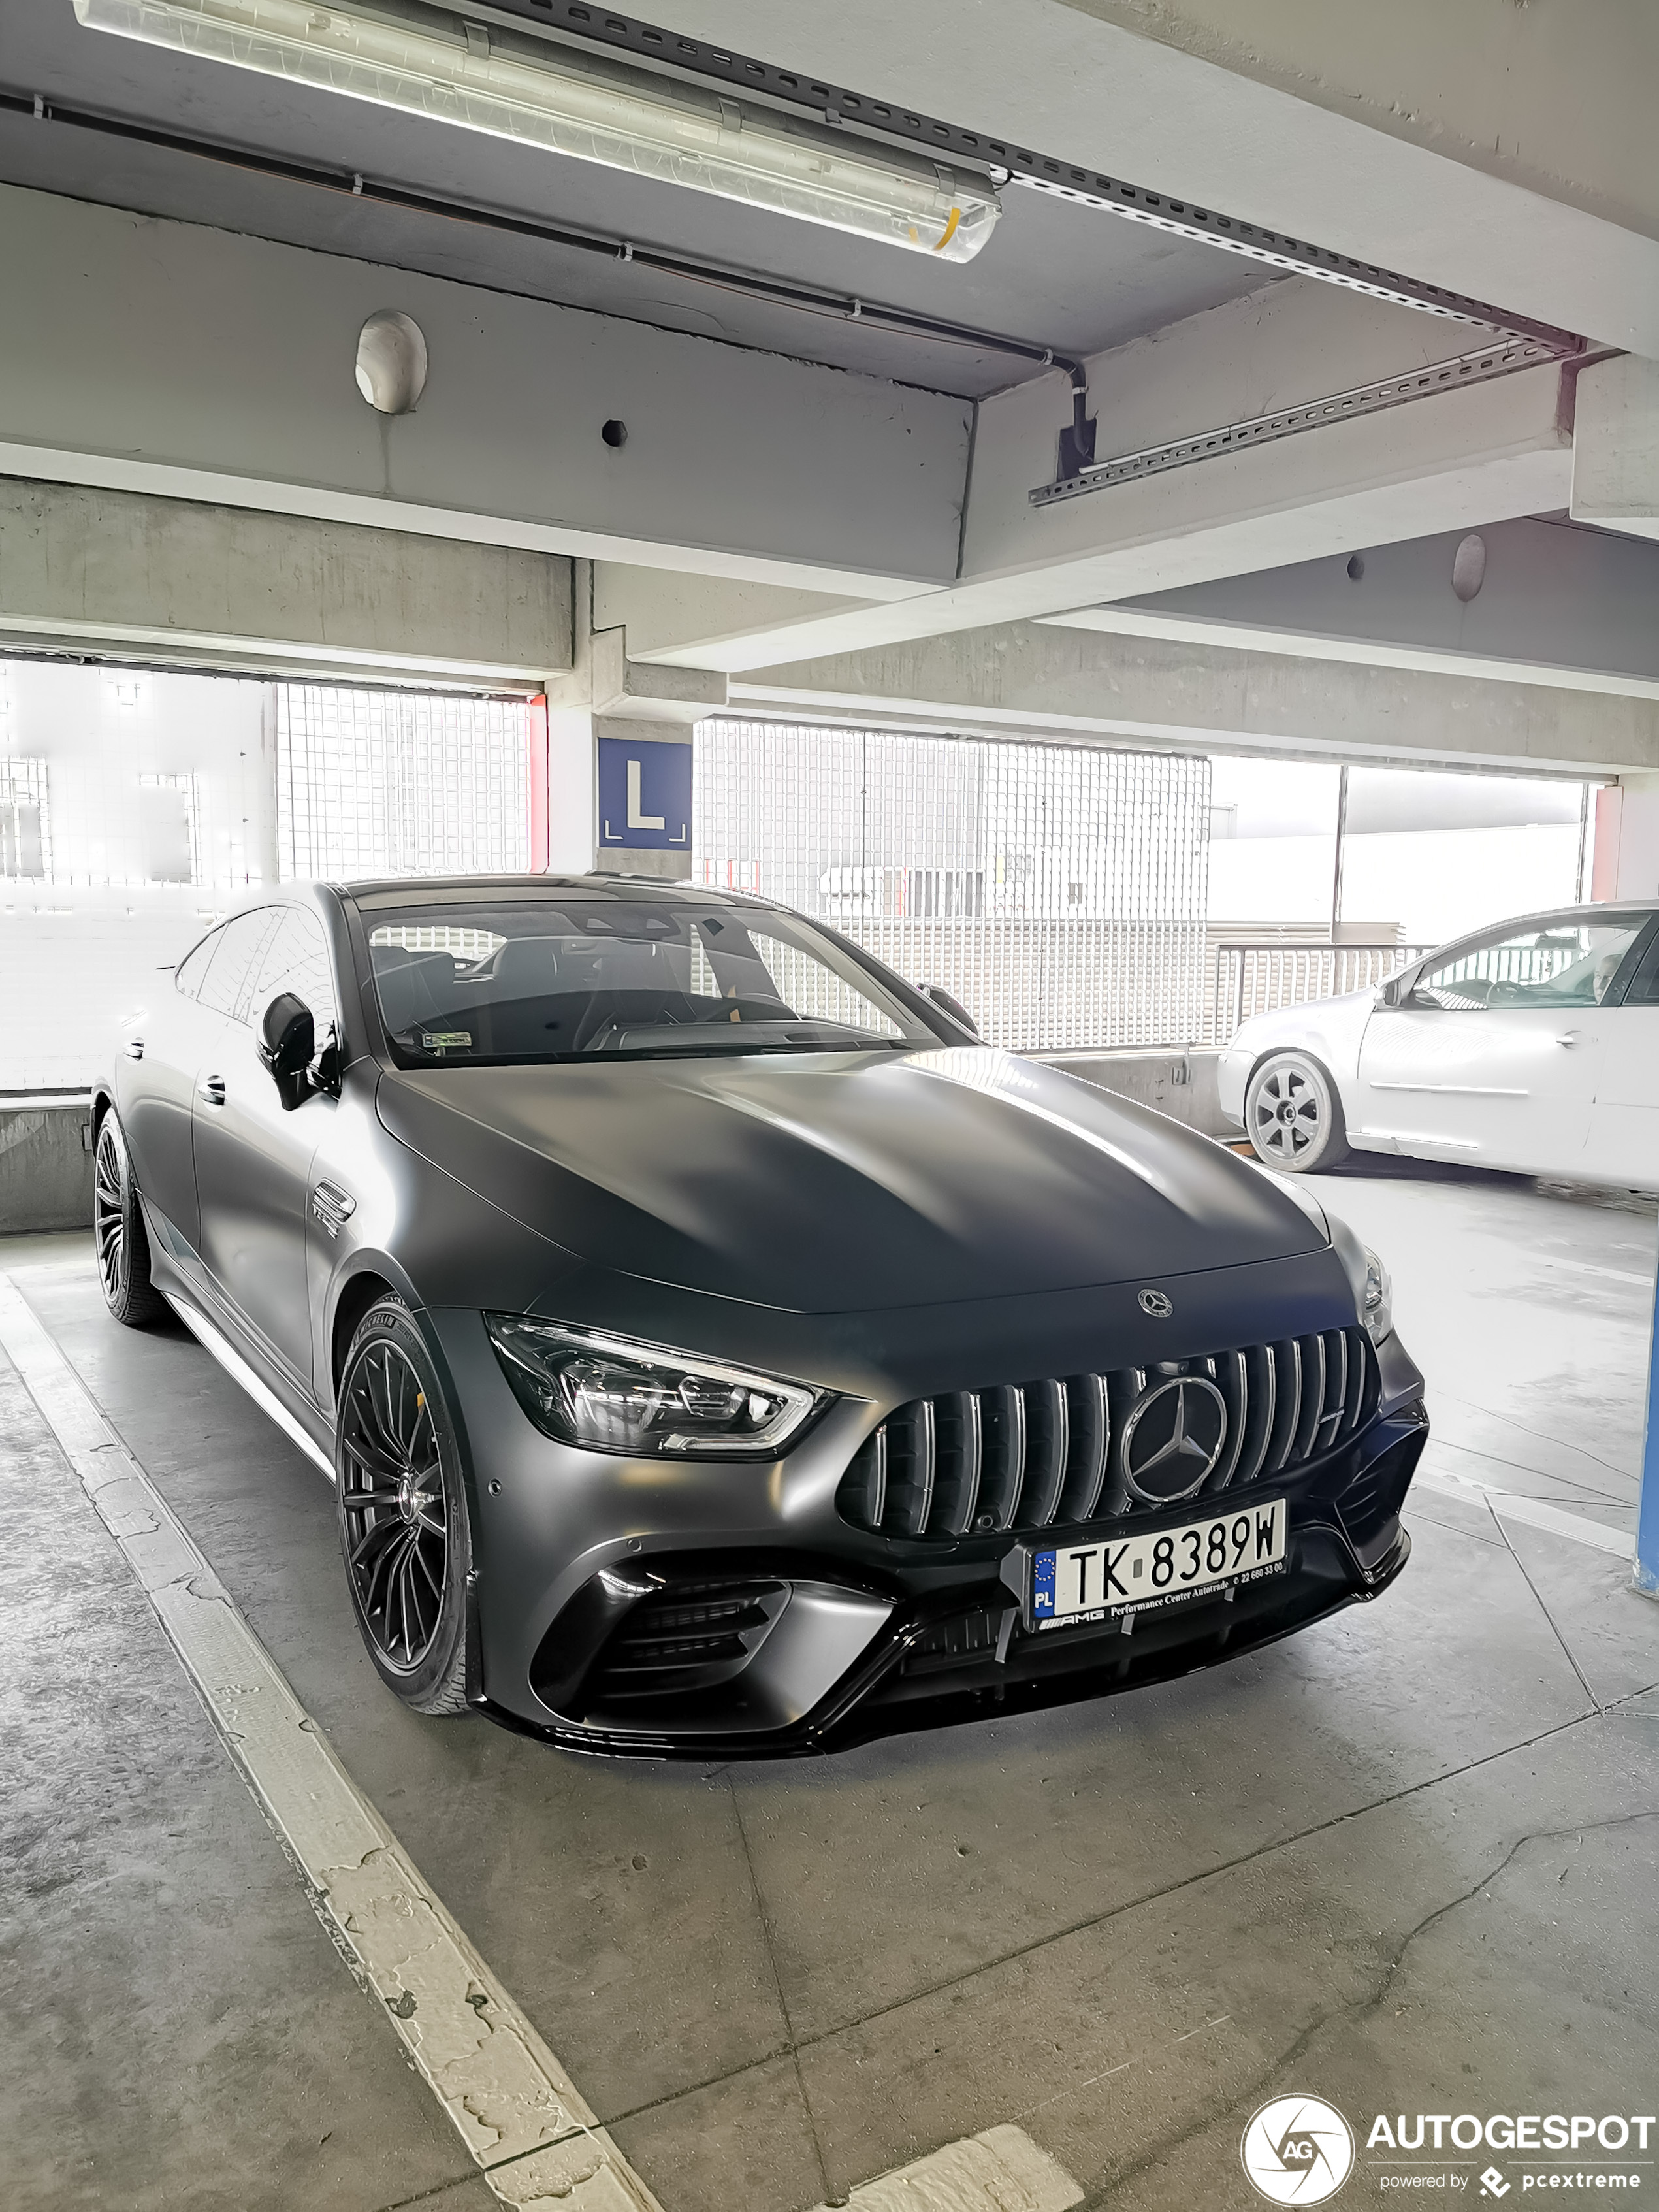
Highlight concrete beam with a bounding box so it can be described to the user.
[658,1,1659,355]
[0,477,572,689]
[652,283,1577,672]
[732,619,1659,777]
[1572,354,1659,547]
[1042,517,1659,702]
[0,184,969,599]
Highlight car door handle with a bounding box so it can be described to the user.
[124,1037,145,1060]
[198,1074,227,1106]
[1554,1031,1582,1048]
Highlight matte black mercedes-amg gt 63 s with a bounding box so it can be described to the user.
[95,875,1427,1755]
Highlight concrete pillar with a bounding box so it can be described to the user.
[545,568,726,879]
[1572,354,1659,547]
[1592,774,1659,901]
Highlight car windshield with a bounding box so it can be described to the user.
[361,895,937,1067]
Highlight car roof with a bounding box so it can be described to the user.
[337,873,773,911]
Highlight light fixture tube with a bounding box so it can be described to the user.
[73,0,1002,262]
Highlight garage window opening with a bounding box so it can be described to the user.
[365,898,931,1065]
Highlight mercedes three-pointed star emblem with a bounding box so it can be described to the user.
[1121,1374,1230,1504]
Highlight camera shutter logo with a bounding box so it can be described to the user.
[1240,2096,1355,2205]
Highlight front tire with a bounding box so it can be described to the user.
[336,1297,474,1716]
[93,1113,168,1327]
[1245,1052,1351,1173]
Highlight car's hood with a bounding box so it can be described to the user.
[378,1045,1327,1313]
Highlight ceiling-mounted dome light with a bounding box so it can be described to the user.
[72,0,1002,263]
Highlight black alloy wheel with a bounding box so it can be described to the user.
[336,1298,472,1714]
[1244,1051,1351,1174]
[93,1113,167,1327]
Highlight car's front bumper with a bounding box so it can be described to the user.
[425,1300,1428,1759]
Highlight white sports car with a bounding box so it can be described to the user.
[1219,903,1659,1186]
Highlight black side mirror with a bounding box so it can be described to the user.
[259,992,314,1109]
[920,983,979,1037]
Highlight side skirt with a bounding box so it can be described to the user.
[163,1285,336,1483]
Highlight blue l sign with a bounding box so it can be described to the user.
[598,736,691,851]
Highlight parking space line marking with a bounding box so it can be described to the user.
[0,1277,665,2212]
[1413,1463,1632,1558]
[811,2125,1082,2212]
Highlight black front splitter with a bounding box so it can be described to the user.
[468,1516,1413,1763]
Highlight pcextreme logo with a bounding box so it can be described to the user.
[1241,2096,1357,2204]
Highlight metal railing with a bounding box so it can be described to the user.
[1202,941,1435,1047]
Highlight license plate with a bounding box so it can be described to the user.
[1030,1497,1288,1631]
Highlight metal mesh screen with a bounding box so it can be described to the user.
[276,685,531,880]
[694,720,1210,1050]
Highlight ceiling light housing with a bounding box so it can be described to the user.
[73,0,1003,262]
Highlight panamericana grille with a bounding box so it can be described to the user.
[838,1329,1375,1542]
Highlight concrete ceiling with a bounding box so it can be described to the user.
[0,0,1274,397]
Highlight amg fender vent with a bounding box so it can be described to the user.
[839,1329,1374,1542]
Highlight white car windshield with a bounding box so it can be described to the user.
[1412,917,1647,1012]
[362,896,936,1066]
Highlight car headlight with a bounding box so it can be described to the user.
[1360,1247,1393,1348]
[485,1316,825,1458]
[1327,1212,1394,1346]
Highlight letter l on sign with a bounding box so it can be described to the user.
[626,759,665,832]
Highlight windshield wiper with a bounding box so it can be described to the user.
[601,1035,912,1060]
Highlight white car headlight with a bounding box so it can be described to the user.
[486,1316,824,1458]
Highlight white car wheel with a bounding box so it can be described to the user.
[1245,1052,1351,1174]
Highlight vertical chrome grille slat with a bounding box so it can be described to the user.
[1292,1334,1324,1460]
[1326,1331,1349,1442]
[1343,1327,1370,1437]
[884,1398,936,1537]
[1059,1373,1110,1522]
[1234,1343,1275,1489]
[1266,1340,1301,1472]
[1018,1378,1069,1528]
[978,1384,1027,1531]
[931,1390,982,1538]
[1206,1348,1249,1491]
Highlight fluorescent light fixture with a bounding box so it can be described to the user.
[74,0,1003,261]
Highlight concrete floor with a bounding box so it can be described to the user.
[3,1161,1657,2212]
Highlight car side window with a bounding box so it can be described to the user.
[1617,930,1659,1008]
[174,928,221,999]
[1413,919,1646,1012]
[247,906,339,1035]
[197,909,282,1022]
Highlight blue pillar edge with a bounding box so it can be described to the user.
[1637,1250,1659,1597]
